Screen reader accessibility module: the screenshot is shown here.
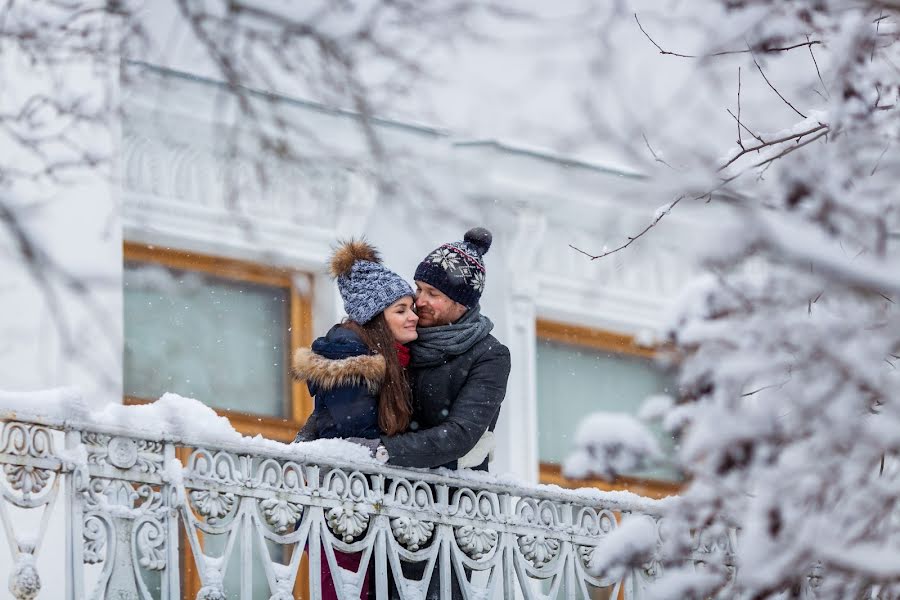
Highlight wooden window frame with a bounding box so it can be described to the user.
[125,242,314,598]
[535,318,681,499]
[123,241,314,441]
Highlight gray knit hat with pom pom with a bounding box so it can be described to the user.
[329,240,414,324]
[413,227,493,308]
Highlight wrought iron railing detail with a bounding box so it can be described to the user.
[0,407,671,599]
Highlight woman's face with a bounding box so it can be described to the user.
[384,296,419,344]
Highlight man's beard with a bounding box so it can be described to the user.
[417,311,438,327]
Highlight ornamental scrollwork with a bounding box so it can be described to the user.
[575,507,617,537]
[518,534,561,567]
[83,514,108,564]
[515,498,561,528]
[694,526,732,556]
[135,483,164,512]
[9,553,41,600]
[451,488,500,521]
[190,489,236,522]
[85,478,163,513]
[1,423,53,458]
[388,480,434,510]
[109,437,139,469]
[260,497,304,533]
[82,432,110,451]
[576,508,617,567]
[322,469,370,502]
[84,434,164,474]
[578,544,595,568]
[3,464,52,498]
[454,525,498,560]
[254,458,306,492]
[135,518,167,570]
[86,478,136,510]
[640,558,661,580]
[327,504,369,542]
[196,585,227,600]
[390,516,434,551]
[188,450,243,485]
[1,423,55,500]
[194,569,227,600]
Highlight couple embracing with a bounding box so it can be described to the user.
[292,227,511,598]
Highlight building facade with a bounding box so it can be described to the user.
[0,62,730,598]
[119,64,720,492]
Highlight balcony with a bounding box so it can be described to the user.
[0,391,670,599]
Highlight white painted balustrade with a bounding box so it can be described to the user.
[0,398,673,599]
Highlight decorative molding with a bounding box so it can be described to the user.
[120,80,381,270]
[122,122,364,230]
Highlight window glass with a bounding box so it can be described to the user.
[536,338,679,481]
[124,262,289,417]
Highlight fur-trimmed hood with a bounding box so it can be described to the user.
[292,348,385,394]
[291,325,385,394]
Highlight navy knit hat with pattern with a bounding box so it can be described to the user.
[329,240,414,324]
[414,227,492,308]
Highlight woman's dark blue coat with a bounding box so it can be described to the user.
[291,325,384,439]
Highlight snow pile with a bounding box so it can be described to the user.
[645,568,723,600]
[638,394,674,421]
[103,393,243,443]
[587,515,657,580]
[562,412,662,481]
[0,388,239,445]
[0,387,89,420]
[0,388,378,465]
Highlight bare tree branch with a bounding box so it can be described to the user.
[750,50,807,119]
[718,124,827,171]
[642,132,675,169]
[569,195,684,260]
[635,13,823,58]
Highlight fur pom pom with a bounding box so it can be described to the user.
[329,239,381,278]
[464,227,492,255]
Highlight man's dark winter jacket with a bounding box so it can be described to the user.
[293,327,512,472]
[291,325,384,440]
[382,333,511,471]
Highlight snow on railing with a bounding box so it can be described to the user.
[0,390,673,599]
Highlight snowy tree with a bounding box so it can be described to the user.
[569,2,900,598]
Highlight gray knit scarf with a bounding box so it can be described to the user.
[409,305,493,367]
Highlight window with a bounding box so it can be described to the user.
[123,242,313,442]
[535,320,681,498]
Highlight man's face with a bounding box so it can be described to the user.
[414,280,467,327]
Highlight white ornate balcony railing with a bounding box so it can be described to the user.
[0,391,674,600]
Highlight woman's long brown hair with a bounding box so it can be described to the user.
[343,314,412,436]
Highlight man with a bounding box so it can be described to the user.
[295,227,511,472]
[376,226,511,470]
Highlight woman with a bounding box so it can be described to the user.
[293,239,417,440]
[291,239,417,600]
